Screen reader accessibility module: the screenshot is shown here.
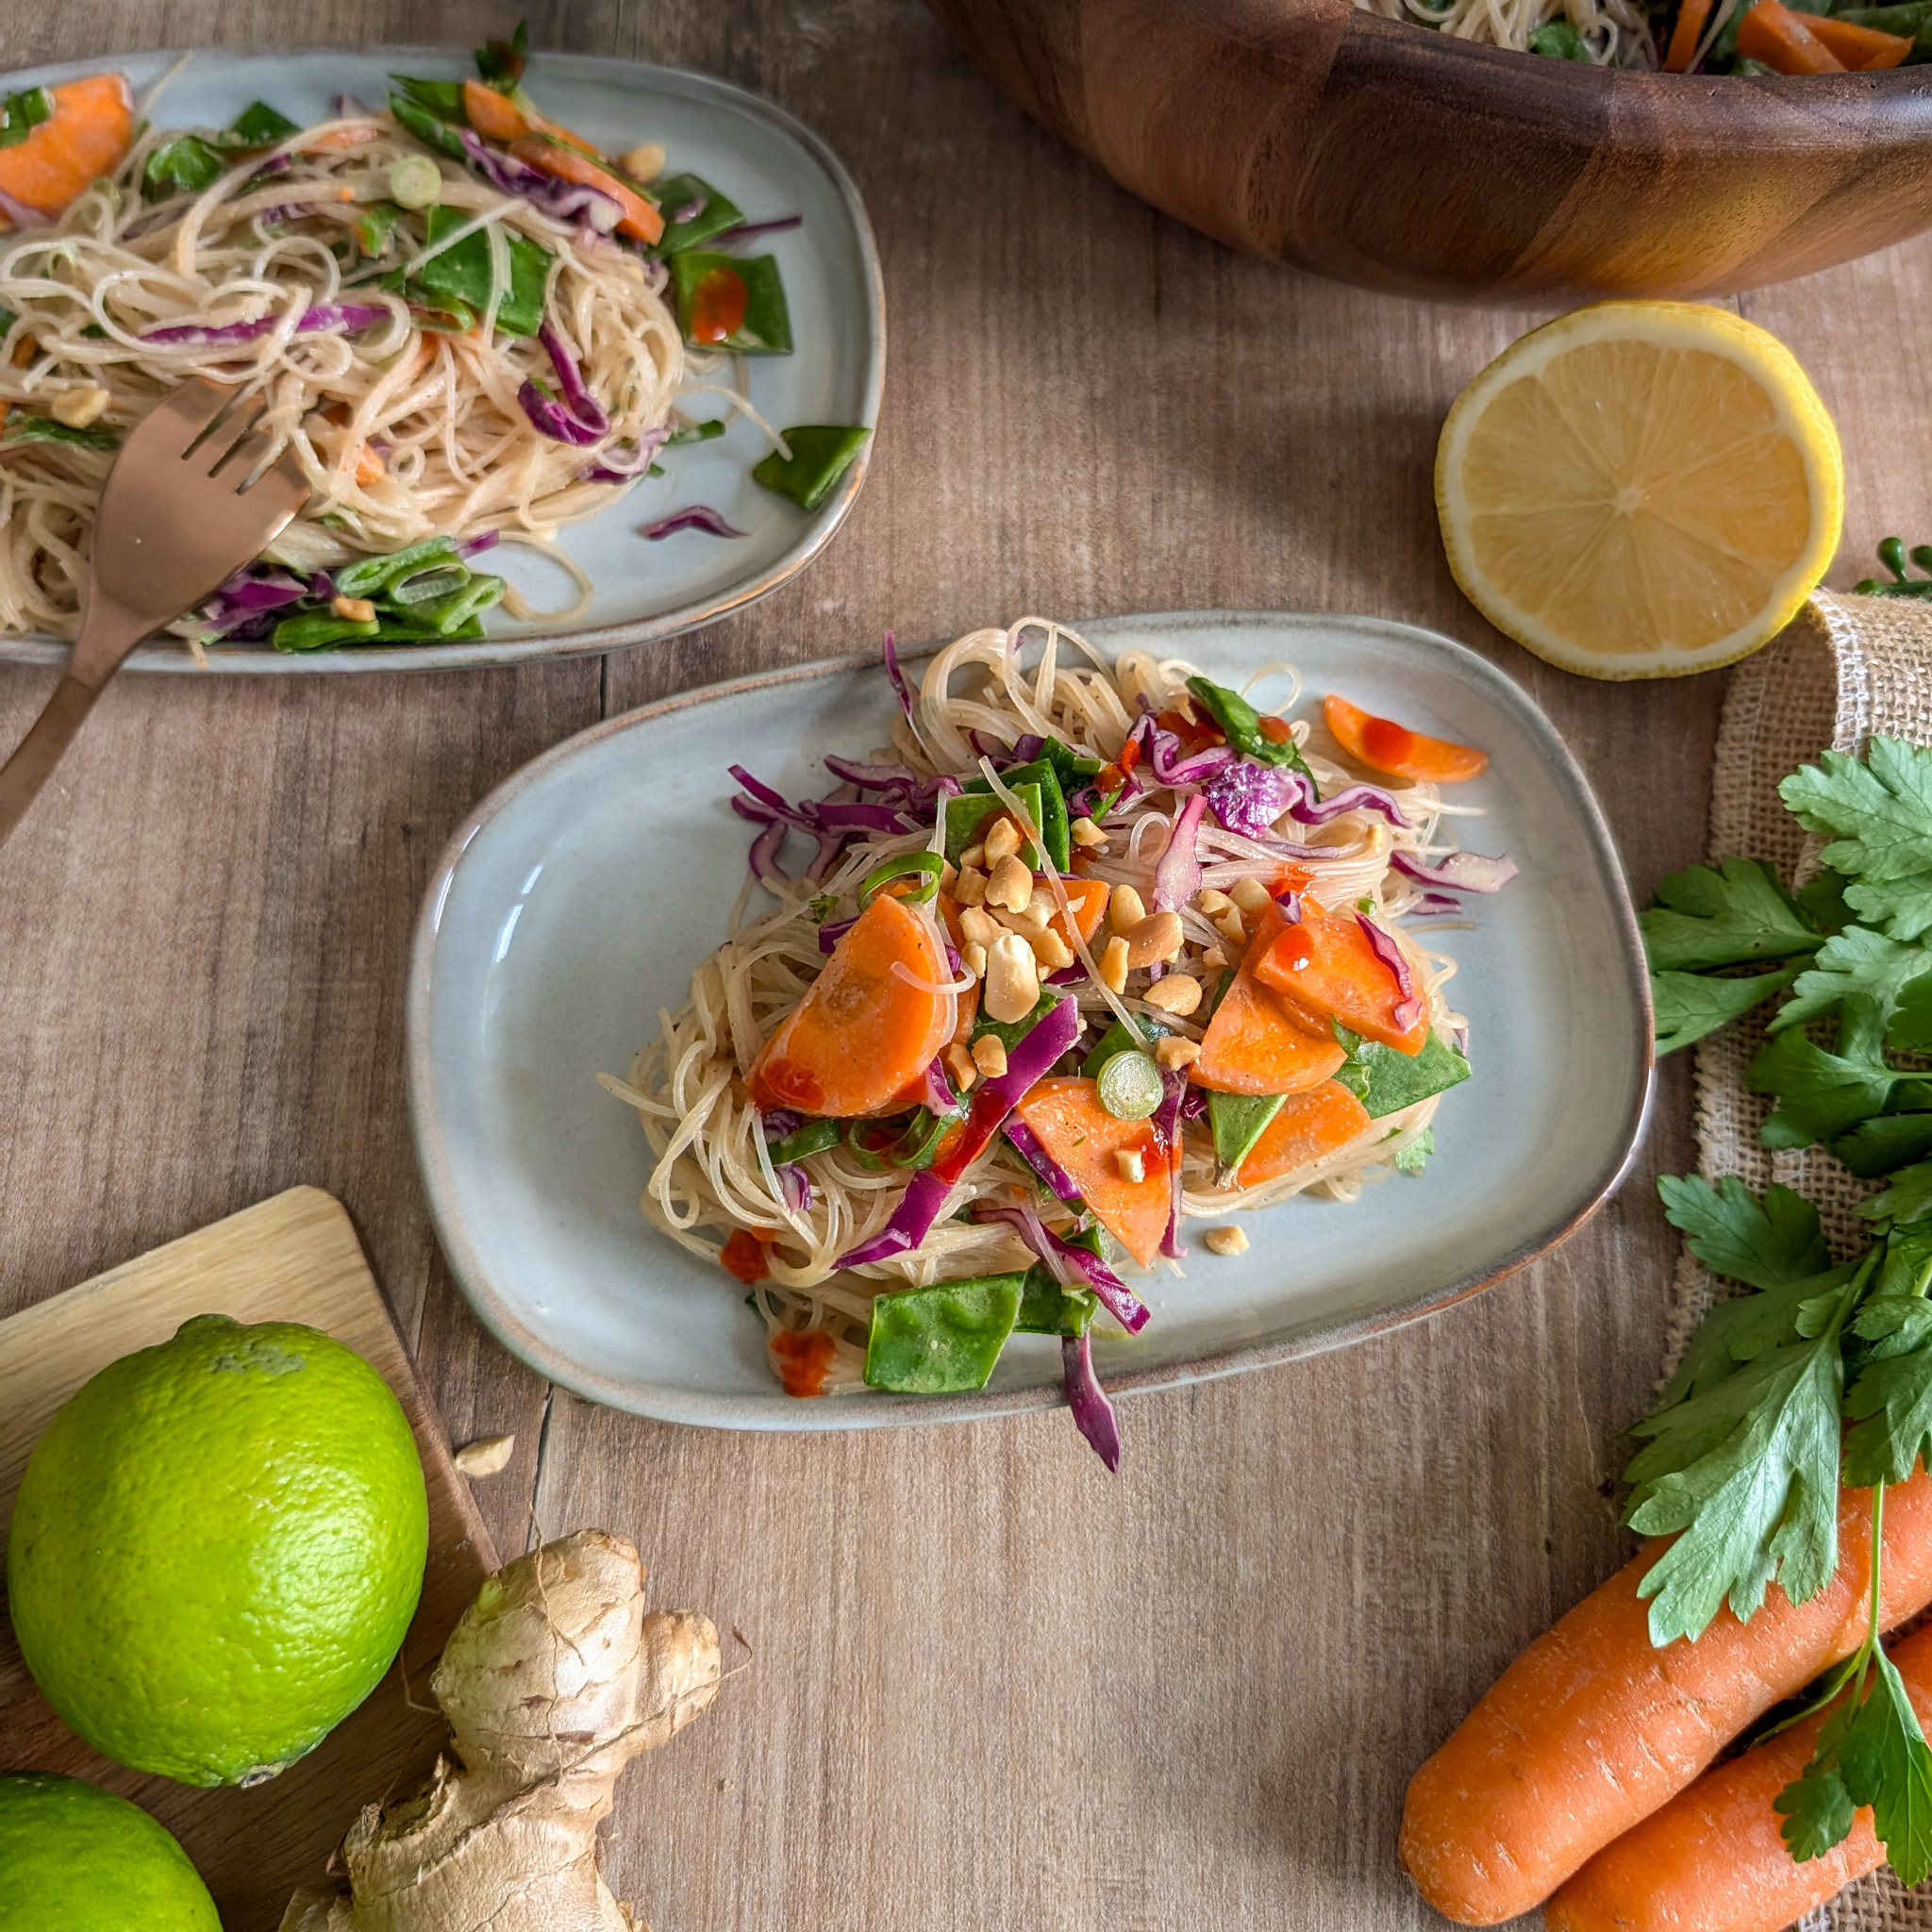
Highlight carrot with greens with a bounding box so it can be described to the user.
[1735,0,1846,69]
[1545,1619,1932,1932]
[1236,1082,1372,1186]
[508,134,664,243]
[1662,0,1717,68]
[1012,1077,1172,1268]
[1807,12,1913,62]
[1323,694,1488,784]
[0,75,134,225]
[1399,1467,1932,1925]
[747,894,957,1118]
[1253,900,1428,1054]
[1194,903,1347,1095]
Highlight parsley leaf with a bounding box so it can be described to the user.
[1842,1651,1932,1886]
[1658,1174,1833,1291]
[1654,965,1798,1056]
[1776,1753,1858,1862]
[1625,1313,1851,1644]
[1754,997,1900,1149]
[1844,1319,1932,1488]
[1641,858,1824,972]
[1832,1114,1932,1180]
[1782,740,1932,942]
[1394,1126,1434,1174]
[1772,926,1932,1036]
[1863,1163,1932,1229]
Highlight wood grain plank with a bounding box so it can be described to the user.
[0,1189,496,1932]
[0,3,1891,1929]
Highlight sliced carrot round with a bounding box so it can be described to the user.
[508,134,664,243]
[1237,1081,1373,1187]
[747,894,956,1118]
[0,75,134,225]
[1324,693,1488,784]
[1012,1077,1171,1269]
[1193,903,1347,1095]
[1253,899,1428,1056]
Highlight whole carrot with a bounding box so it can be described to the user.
[1546,1619,1932,1932]
[1399,1469,1932,1925]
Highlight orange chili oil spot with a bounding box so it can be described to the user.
[1257,715,1291,744]
[754,1057,825,1111]
[1273,930,1316,974]
[688,265,748,344]
[720,1228,770,1286]
[1274,864,1311,894]
[1117,738,1141,774]
[1157,708,1224,755]
[1361,713,1418,770]
[772,1328,838,1398]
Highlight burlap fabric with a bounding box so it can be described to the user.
[1660,591,1932,1931]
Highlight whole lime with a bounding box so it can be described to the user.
[0,1772,222,1929]
[6,1314,427,1787]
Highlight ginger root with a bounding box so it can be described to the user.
[282,1529,721,1932]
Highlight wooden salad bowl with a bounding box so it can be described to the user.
[924,0,1932,300]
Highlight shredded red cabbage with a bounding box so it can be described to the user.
[142,301,387,347]
[1411,891,1462,917]
[643,505,746,540]
[815,916,857,954]
[458,530,500,561]
[198,565,310,640]
[747,820,788,890]
[835,995,1080,1268]
[1390,849,1518,894]
[458,127,624,232]
[973,1201,1149,1335]
[1062,1331,1121,1472]
[1152,794,1208,913]
[1276,888,1303,923]
[1285,775,1410,829]
[1003,1119,1082,1204]
[710,213,804,243]
[1155,1064,1189,1259]
[516,323,613,446]
[760,1108,804,1140]
[582,422,671,485]
[882,632,917,727]
[1357,914,1422,1032]
[1202,760,1298,841]
[776,1164,813,1214]
[0,186,47,228]
[1128,711,1234,787]
[912,1055,959,1117]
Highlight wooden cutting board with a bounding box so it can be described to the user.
[0,1188,500,1931]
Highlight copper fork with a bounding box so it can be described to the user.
[0,377,308,849]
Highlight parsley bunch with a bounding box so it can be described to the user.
[1639,1174,1932,1882]
[1647,738,1932,1180]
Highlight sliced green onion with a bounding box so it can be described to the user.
[389,155,442,210]
[859,850,943,908]
[844,1118,903,1173]
[1096,1049,1162,1122]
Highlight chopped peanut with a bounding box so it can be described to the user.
[959,905,1000,949]
[1027,926,1074,973]
[984,933,1041,1024]
[1202,946,1229,973]
[1230,877,1274,916]
[962,941,988,978]
[1114,1147,1146,1184]
[1143,973,1203,1017]
[1124,910,1184,969]
[1196,887,1235,916]
[954,867,989,908]
[1214,906,1248,945]
[958,841,987,871]
[1024,885,1059,927]
[1155,1035,1201,1072]
[1110,884,1148,934]
[11,335,35,369]
[1070,815,1108,848]
[620,141,667,180]
[983,816,1023,867]
[944,1041,979,1091]
[939,859,958,891]
[971,1035,1008,1079]
[331,594,377,624]
[985,854,1034,914]
[1204,1225,1250,1257]
[50,386,111,429]
[1099,935,1130,994]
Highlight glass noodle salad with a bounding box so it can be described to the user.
[602,620,1517,1466]
[0,24,868,656]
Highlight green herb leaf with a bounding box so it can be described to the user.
[475,18,531,89]
[0,87,52,152]
[1782,740,1932,942]
[1528,19,1592,54]
[1657,1174,1833,1292]
[1395,1126,1435,1174]
[2,414,120,451]
[1776,1756,1859,1862]
[142,134,226,201]
[1864,1163,1932,1229]
[1840,1650,1932,1886]
[225,101,300,148]
[1641,858,1824,973]
[1653,965,1797,1056]
[1773,926,1932,1036]
[1844,1323,1932,1487]
[1753,997,1900,1149]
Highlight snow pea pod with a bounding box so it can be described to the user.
[752,425,871,512]
[863,1273,1025,1393]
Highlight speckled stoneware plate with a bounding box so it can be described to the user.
[408,611,1653,1429]
[0,46,883,674]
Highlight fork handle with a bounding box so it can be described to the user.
[0,675,103,850]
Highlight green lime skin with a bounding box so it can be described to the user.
[0,1772,223,1929]
[6,1315,428,1788]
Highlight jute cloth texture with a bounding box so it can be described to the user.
[1664,591,1932,1931]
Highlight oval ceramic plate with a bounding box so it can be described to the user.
[0,46,883,674]
[408,611,1653,1428]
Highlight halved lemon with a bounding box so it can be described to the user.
[1436,303,1843,680]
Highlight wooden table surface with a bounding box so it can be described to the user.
[1,4,1923,1927]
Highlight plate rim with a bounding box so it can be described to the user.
[0,45,886,675]
[407,609,1656,1429]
